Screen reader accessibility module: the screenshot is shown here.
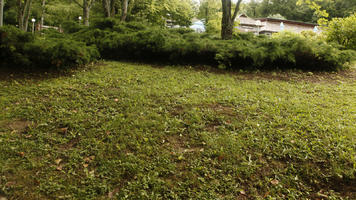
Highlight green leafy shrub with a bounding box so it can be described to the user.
[25,38,99,69]
[91,18,117,30]
[325,13,356,50]
[0,25,99,70]
[0,25,35,67]
[75,24,354,71]
[62,21,86,34]
[168,28,194,35]
[217,32,355,71]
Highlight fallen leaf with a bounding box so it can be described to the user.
[264,191,270,198]
[83,163,89,168]
[56,165,63,171]
[55,158,62,165]
[58,127,68,134]
[271,179,279,185]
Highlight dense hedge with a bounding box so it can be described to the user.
[1,20,355,71]
[0,25,99,70]
[73,20,355,71]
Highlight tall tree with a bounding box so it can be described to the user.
[17,0,33,31]
[40,0,45,29]
[221,0,242,39]
[102,0,116,17]
[198,0,220,23]
[129,0,193,26]
[120,0,128,21]
[73,0,96,26]
[0,0,4,26]
[198,0,221,33]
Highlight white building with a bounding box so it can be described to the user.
[237,14,320,35]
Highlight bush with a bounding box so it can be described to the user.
[325,13,356,50]
[0,25,35,67]
[62,21,86,34]
[91,18,117,30]
[4,22,353,72]
[73,24,354,71]
[0,25,99,70]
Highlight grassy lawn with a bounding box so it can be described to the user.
[0,61,355,199]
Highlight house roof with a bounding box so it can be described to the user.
[257,18,317,27]
[237,14,317,27]
[237,14,259,26]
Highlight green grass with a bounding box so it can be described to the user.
[0,61,355,199]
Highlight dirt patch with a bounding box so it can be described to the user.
[170,105,186,116]
[186,64,356,84]
[165,135,202,154]
[327,178,356,199]
[0,120,32,134]
[59,137,80,150]
[204,103,237,117]
[236,69,356,84]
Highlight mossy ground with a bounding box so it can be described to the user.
[0,61,355,199]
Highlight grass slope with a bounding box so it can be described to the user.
[0,62,355,199]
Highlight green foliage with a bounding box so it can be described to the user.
[325,13,356,50]
[242,0,356,23]
[0,25,99,70]
[91,18,117,30]
[130,0,194,26]
[62,21,86,34]
[72,22,355,71]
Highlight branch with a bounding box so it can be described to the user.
[231,0,243,22]
[72,0,83,8]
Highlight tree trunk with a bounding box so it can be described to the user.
[40,0,46,30]
[120,0,128,21]
[205,6,209,23]
[111,0,116,17]
[0,0,4,27]
[103,0,111,17]
[17,0,33,31]
[83,0,90,26]
[17,0,24,30]
[24,0,32,31]
[24,0,33,31]
[221,0,243,40]
[103,0,116,17]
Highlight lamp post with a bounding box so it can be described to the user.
[255,20,261,35]
[31,18,36,34]
[78,16,82,25]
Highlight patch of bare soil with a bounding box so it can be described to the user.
[165,135,202,154]
[237,68,356,84]
[0,120,32,134]
[204,103,236,116]
[190,65,356,84]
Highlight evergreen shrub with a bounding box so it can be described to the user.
[0,25,99,70]
[72,22,356,70]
